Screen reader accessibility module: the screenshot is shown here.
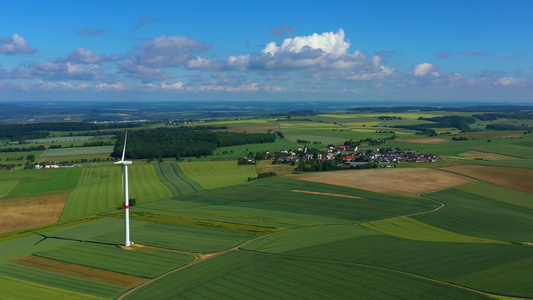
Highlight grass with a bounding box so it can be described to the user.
[93,222,257,253]
[124,250,491,300]
[34,242,194,279]
[153,163,203,195]
[362,217,505,244]
[0,263,126,298]
[455,182,533,210]
[178,161,257,190]
[61,164,171,220]
[0,274,105,300]
[39,146,114,157]
[466,143,533,159]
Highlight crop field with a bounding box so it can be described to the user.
[178,161,257,190]
[40,146,114,157]
[414,185,533,242]
[467,143,533,159]
[12,255,149,287]
[443,165,533,193]
[0,263,127,298]
[0,181,17,198]
[190,138,297,161]
[457,150,517,160]
[0,275,103,300]
[139,179,438,229]
[153,163,203,196]
[34,242,194,278]
[93,222,257,253]
[124,250,490,300]
[361,217,504,244]
[243,225,533,298]
[0,190,70,233]
[61,165,171,220]
[291,168,476,197]
[0,218,149,261]
[7,168,81,196]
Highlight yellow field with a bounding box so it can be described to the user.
[318,113,443,119]
[0,190,71,233]
[291,168,476,197]
[279,122,340,129]
[445,165,533,193]
[342,122,381,127]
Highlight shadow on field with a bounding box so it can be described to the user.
[31,231,117,246]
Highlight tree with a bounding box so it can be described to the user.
[26,154,35,162]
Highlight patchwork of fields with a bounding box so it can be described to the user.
[1,110,533,299]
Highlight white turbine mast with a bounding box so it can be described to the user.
[115,130,132,247]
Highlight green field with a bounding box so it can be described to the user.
[93,222,257,253]
[153,163,203,195]
[466,143,533,159]
[0,218,149,261]
[0,263,126,298]
[40,146,114,157]
[124,250,491,300]
[34,242,194,278]
[243,225,533,298]
[61,164,171,220]
[362,217,505,244]
[0,181,18,198]
[178,161,257,190]
[0,274,105,300]
[7,168,81,196]
[413,184,533,243]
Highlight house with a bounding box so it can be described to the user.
[43,163,59,169]
[342,155,355,161]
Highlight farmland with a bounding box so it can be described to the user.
[178,161,257,190]
[1,105,533,299]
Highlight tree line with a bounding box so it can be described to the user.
[112,129,276,159]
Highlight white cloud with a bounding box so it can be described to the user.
[134,35,211,67]
[495,77,528,86]
[0,34,37,54]
[409,63,440,77]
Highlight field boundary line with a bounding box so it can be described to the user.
[237,249,532,300]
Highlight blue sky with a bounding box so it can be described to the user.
[1,0,532,102]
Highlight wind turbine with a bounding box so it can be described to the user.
[115,130,132,247]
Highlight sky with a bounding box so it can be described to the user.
[0,0,532,103]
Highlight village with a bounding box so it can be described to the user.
[242,145,439,168]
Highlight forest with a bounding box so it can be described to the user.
[112,129,276,159]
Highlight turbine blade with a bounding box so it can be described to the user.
[121,130,128,162]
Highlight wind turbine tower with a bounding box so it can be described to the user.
[115,131,132,247]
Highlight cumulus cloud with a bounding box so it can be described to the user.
[0,34,37,54]
[119,61,174,83]
[65,48,121,64]
[409,63,440,77]
[78,27,107,36]
[133,35,211,67]
[185,29,394,82]
[447,73,466,83]
[494,77,528,86]
[31,61,116,83]
[0,64,33,79]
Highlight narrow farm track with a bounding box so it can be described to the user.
[117,194,451,300]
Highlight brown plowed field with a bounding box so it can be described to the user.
[444,165,533,193]
[11,256,149,287]
[290,168,476,197]
[0,191,70,233]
